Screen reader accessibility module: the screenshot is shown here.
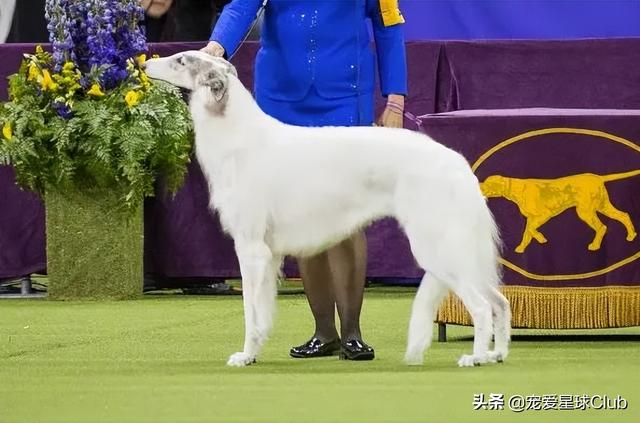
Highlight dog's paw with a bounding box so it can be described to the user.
[457,354,488,368]
[404,350,424,366]
[226,352,256,367]
[486,350,508,363]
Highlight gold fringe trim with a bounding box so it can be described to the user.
[436,286,640,329]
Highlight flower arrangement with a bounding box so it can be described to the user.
[0,0,193,209]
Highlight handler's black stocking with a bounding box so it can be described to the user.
[327,231,367,342]
[298,252,340,342]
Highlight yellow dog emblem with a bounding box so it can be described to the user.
[481,170,640,253]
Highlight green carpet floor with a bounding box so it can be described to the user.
[1,289,639,423]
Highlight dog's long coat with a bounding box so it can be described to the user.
[145,51,511,367]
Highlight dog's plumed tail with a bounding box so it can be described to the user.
[476,195,511,361]
[478,198,503,289]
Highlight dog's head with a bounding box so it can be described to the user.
[480,175,508,198]
[144,50,238,110]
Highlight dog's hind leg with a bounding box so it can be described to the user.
[486,287,511,363]
[453,284,493,367]
[227,240,278,367]
[404,273,447,365]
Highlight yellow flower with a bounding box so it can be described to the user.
[152,54,160,59]
[52,73,65,87]
[62,80,80,100]
[35,45,44,55]
[2,122,12,141]
[63,61,75,72]
[40,69,58,91]
[27,63,40,81]
[124,90,141,108]
[136,54,147,67]
[139,71,150,89]
[87,83,105,97]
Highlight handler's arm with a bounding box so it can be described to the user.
[368,0,408,97]
[203,0,263,57]
[368,0,407,127]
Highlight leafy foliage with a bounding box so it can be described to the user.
[0,48,193,210]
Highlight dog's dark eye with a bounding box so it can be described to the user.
[177,57,186,66]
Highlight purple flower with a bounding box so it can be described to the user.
[52,101,73,119]
[45,0,148,87]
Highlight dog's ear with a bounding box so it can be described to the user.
[197,70,228,103]
[210,77,227,103]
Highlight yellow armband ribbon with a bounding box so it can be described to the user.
[379,0,405,27]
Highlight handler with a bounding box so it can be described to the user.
[203,0,407,360]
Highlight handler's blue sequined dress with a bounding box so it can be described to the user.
[210,0,407,127]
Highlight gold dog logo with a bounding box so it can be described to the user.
[481,171,640,253]
[472,127,640,281]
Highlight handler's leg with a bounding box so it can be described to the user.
[290,252,341,358]
[328,231,374,360]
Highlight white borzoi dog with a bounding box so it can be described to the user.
[145,51,511,368]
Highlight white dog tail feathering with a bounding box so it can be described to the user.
[476,199,511,363]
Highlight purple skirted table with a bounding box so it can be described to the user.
[421,109,640,328]
[0,44,48,279]
[0,166,46,278]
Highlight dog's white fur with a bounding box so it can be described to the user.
[145,51,511,368]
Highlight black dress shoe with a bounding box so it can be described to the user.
[290,337,341,358]
[339,339,375,361]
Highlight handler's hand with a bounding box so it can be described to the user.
[376,94,404,128]
[201,41,226,57]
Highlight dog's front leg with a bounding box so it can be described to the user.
[227,240,277,367]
